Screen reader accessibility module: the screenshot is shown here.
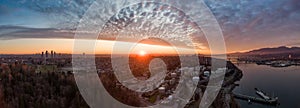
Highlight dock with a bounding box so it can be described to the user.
[233,93,279,106]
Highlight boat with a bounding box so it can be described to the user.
[254,88,278,102]
[255,88,270,100]
[265,62,272,65]
[271,63,291,67]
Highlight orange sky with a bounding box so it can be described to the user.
[3,37,293,55]
[0,38,208,55]
[2,38,291,55]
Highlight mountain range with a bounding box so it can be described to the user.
[230,46,300,56]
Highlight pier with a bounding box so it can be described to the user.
[233,93,279,106]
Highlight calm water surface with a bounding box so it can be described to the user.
[233,63,300,108]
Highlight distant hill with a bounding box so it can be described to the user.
[230,46,300,56]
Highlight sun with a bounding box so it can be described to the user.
[139,50,147,56]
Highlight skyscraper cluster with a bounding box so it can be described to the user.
[41,50,57,58]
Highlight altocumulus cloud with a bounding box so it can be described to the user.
[0,25,75,40]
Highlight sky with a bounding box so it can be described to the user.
[0,0,300,54]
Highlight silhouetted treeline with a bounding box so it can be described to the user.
[0,63,89,108]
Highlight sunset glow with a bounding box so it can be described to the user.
[138,50,147,56]
[0,38,207,55]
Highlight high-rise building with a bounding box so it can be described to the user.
[54,51,56,58]
[41,52,44,58]
[51,50,54,58]
[45,50,49,58]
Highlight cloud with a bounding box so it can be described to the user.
[3,0,300,33]
[1,0,300,52]
[0,25,74,40]
[12,0,95,29]
[204,0,300,35]
[0,5,15,15]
